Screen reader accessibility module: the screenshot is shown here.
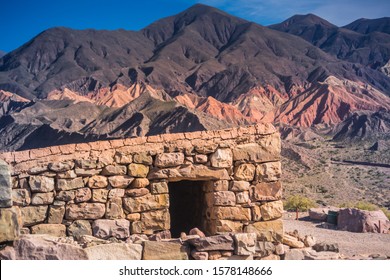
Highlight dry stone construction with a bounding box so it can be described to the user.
[0,124,284,259]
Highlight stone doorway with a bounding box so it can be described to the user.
[168,180,206,237]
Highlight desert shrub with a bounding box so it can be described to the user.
[339,201,378,211]
[284,195,316,212]
[380,208,390,220]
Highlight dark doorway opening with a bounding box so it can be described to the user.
[168,180,206,238]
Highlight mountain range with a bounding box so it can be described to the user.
[1,4,390,151]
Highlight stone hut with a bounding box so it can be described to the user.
[0,124,283,245]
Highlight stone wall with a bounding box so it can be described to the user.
[0,124,283,245]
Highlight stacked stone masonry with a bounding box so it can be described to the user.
[0,124,283,253]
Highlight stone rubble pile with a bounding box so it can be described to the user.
[0,227,342,260]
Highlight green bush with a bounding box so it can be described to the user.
[284,195,316,212]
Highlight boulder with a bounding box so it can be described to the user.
[13,234,88,260]
[210,149,233,168]
[337,208,390,233]
[309,208,329,221]
[303,249,341,260]
[0,159,12,207]
[85,243,143,260]
[0,246,16,260]
[155,153,185,168]
[188,234,234,251]
[284,249,306,260]
[143,241,189,260]
[0,207,22,242]
[92,219,130,239]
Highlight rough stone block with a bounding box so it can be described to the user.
[143,241,189,260]
[232,134,281,162]
[255,161,281,182]
[88,175,108,189]
[251,181,282,201]
[48,161,74,172]
[188,234,234,251]
[31,192,55,205]
[150,181,168,194]
[12,189,31,206]
[31,224,66,237]
[0,159,12,207]
[13,235,88,260]
[0,207,21,242]
[65,203,105,220]
[234,164,256,181]
[210,149,233,168]
[148,164,229,181]
[102,165,127,176]
[125,188,150,197]
[56,177,84,191]
[128,163,149,178]
[21,206,48,226]
[203,180,229,192]
[123,194,169,213]
[29,176,55,193]
[245,219,283,242]
[48,205,65,224]
[259,200,283,221]
[68,220,92,239]
[133,153,153,165]
[108,176,134,188]
[236,191,250,205]
[92,219,130,239]
[91,189,109,203]
[230,181,250,192]
[211,206,251,221]
[155,153,185,168]
[85,243,143,260]
[138,209,170,232]
[131,178,149,188]
[74,187,92,203]
[206,191,236,206]
[233,233,257,255]
[105,197,124,219]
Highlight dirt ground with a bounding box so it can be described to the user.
[283,213,390,259]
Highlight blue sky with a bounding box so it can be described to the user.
[1,0,389,53]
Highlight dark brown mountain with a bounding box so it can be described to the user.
[343,17,390,35]
[0,4,390,151]
[270,14,390,70]
[0,51,5,58]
